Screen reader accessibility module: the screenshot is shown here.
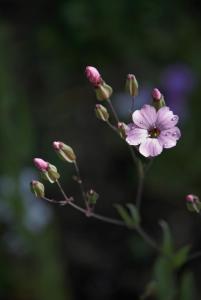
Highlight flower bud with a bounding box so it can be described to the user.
[86,189,99,205]
[152,88,161,101]
[30,180,45,198]
[125,74,138,97]
[152,88,166,110]
[95,82,113,101]
[95,104,109,122]
[46,163,60,182]
[118,122,127,139]
[33,158,49,171]
[53,141,76,163]
[85,66,102,87]
[186,194,201,213]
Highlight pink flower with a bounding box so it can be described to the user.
[126,104,181,157]
[33,158,49,171]
[85,66,102,86]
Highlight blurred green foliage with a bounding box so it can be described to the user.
[1,0,201,299]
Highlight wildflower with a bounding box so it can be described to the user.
[85,66,102,87]
[126,104,181,157]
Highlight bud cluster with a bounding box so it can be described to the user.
[31,142,77,198]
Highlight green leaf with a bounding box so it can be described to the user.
[115,204,134,227]
[172,245,190,269]
[160,220,174,256]
[154,256,175,300]
[179,272,196,300]
[126,203,140,226]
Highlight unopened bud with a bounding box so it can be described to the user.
[186,194,201,213]
[30,180,45,198]
[125,74,138,97]
[152,88,161,100]
[118,122,127,139]
[53,141,76,163]
[85,66,102,87]
[95,82,113,101]
[46,163,60,182]
[33,158,49,171]
[95,104,109,122]
[86,189,99,205]
[152,88,166,110]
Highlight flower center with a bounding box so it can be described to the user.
[149,127,160,138]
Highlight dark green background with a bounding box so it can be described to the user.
[0,0,201,299]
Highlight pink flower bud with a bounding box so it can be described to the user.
[33,158,49,171]
[152,88,161,101]
[53,141,62,150]
[85,66,102,86]
[186,194,195,203]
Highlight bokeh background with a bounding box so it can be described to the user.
[1,0,201,299]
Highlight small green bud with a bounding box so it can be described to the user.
[86,189,99,205]
[118,122,127,139]
[30,180,45,198]
[42,163,60,183]
[95,104,109,122]
[95,82,113,101]
[53,141,76,163]
[125,74,138,97]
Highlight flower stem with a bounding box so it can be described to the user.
[136,159,145,210]
[43,183,160,252]
[130,96,135,115]
[73,161,87,203]
[107,98,120,124]
[105,100,145,209]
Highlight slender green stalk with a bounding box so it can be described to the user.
[107,98,119,124]
[73,161,87,203]
[105,98,145,209]
[44,182,160,252]
[136,159,145,210]
[130,95,135,115]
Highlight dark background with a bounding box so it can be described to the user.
[0,0,201,299]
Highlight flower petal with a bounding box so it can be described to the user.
[139,138,163,157]
[126,128,148,146]
[158,127,181,148]
[132,105,157,129]
[156,106,179,130]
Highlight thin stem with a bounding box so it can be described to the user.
[56,180,71,201]
[128,145,138,165]
[42,193,160,251]
[107,98,120,124]
[73,161,87,203]
[136,159,145,210]
[144,158,154,174]
[105,101,145,209]
[130,96,135,115]
[106,120,119,133]
[136,226,161,252]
